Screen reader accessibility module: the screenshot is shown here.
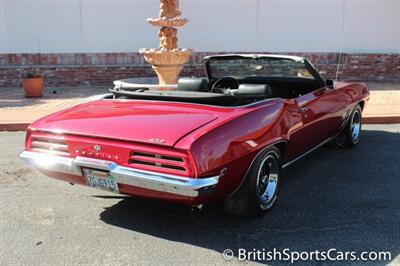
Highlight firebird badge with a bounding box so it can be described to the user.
[148,138,166,144]
[93,145,102,152]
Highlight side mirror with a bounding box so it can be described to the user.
[325,79,335,89]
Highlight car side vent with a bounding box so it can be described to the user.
[129,151,187,174]
[31,137,70,157]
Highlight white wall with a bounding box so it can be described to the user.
[0,0,399,54]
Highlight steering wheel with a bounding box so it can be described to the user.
[211,76,240,93]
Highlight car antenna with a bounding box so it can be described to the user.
[335,0,348,84]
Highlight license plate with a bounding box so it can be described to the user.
[83,169,119,193]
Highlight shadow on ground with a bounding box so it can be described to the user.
[99,129,400,265]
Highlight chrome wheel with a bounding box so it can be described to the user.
[339,104,363,148]
[223,147,281,216]
[351,110,361,142]
[256,154,279,208]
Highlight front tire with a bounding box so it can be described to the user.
[224,147,281,217]
[343,105,362,148]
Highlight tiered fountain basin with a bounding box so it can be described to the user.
[139,48,192,86]
[147,17,188,27]
[136,2,192,87]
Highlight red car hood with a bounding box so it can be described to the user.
[29,100,222,147]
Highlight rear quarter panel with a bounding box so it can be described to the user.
[175,99,299,198]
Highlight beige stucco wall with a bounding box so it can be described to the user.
[0,0,399,54]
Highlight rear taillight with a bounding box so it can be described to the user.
[30,137,70,157]
[129,151,190,176]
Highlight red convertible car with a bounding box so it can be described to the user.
[20,54,369,216]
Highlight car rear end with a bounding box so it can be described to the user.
[20,129,219,203]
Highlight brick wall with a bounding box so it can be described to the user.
[0,52,399,87]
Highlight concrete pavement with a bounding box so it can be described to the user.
[0,125,399,265]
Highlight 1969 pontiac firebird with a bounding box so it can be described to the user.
[20,54,369,216]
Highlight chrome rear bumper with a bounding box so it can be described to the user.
[19,151,219,197]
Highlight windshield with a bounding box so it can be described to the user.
[208,57,313,79]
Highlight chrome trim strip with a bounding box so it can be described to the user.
[19,151,219,197]
[31,141,68,150]
[30,148,71,157]
[282,137,333,169]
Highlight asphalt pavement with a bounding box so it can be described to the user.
[0,125,399,265]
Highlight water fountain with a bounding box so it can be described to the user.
[140,0,192,87]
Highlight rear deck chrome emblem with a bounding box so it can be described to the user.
[93,145,102,152]
[148,138,166,144]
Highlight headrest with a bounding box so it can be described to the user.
[231,84,273,98]
[177,78,209,92]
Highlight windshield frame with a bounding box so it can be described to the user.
[204,54,325,87]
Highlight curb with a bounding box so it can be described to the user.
[362,116,400,124]
[0,123,30,132]
[1,117,399,132]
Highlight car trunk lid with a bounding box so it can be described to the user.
[29,100,219,147]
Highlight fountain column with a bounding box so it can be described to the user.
[140,0,192,87]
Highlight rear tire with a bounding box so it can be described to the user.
[224,147,281,217]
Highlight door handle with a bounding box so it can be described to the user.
[299,107,310,113]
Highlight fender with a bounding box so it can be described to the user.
[228,139,288,197]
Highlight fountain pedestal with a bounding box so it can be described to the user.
[152,65,183,85]
[140,1,192,88]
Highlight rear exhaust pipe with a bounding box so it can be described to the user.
[190,204,203,212]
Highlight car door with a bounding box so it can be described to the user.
[285,86,342,161]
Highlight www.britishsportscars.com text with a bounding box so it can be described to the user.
[222,248,393,263]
